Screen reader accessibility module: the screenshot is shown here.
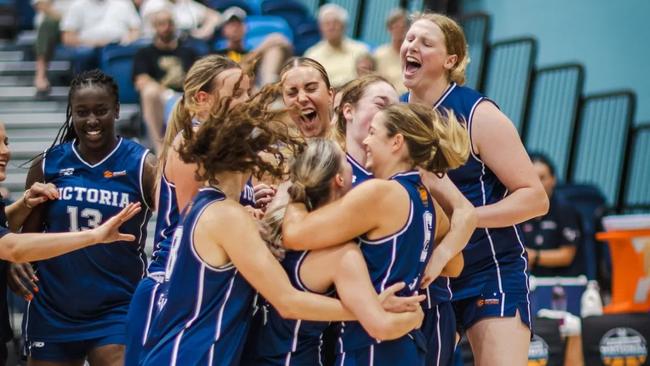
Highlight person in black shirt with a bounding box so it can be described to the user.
[133,8,197,152]
[523,153,582,277]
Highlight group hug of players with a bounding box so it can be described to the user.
[1,11,549,366]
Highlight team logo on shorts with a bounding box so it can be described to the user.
[30,341,45,348]
[599,327,647,366]
[477,297,500,307]
[527,335,550,366]
[103,170,127,178]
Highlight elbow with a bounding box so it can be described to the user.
[537,190,550,216]
[273,295,300,320]
[364,318,396,341]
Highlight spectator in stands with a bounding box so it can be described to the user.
[59,0,141,73]
[523,153,582,277]
[133,8,198,153]
[140,0,223,41]
[31,0,72,96]
[304,4,369,87]
[374,8,409,94]
[355,53,376,77]
[215,6,291,85]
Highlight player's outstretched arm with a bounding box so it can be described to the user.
[0,203,141,263]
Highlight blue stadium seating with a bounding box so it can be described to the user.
[460,12,491,90]
[16,0,34,30]
[294,20,320,55]
[261,0,311,30]
[555,184,608,280]
[524,64,584,181]
[100,43,147,104]
[622,124,650,212]
[482,37,537,133]
[207,0,261,15]
[359,0,398,47]
[569,91,635,207]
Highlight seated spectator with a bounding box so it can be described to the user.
[215,7,291,85]
[355,53,376,77]
[59,0,141,72]
[304,4,369,87]
[374,8,409,94]
[140,0,223,41]
[133,8,198,153]
[32,0,72,96]
[523,153,582,277]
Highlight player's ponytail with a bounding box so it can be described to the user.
[381,104,469,175]
[288,138,344,211]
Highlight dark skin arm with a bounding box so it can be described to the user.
[141,152,158,211]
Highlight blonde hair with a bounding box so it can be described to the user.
[262,138,344,258]
[413,12,469,85]
[159,55,240,169]
[381,104,469,174]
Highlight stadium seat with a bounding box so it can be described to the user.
[555,184,608,281]
[622,124,650,213]
[460,12,491,90]
[214,15,293,51]
[359,0,398,47]
[16,0,34,30]
[482,37,537,133]
[207,0,261,15]
[261,0,311,30]
[524,64,584,181]
[569,91,635,207]
[100,43,148,104]
[293,20,320,56]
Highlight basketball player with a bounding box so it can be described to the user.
[401,12,549,365]
[124,55,255,366]
[12,70,157,366]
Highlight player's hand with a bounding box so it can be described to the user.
[7,262,38,301]
[23,182,59,209]
[406,303,425,330]
[89,203,141,244]
[420,256,444,289]
[244,205,264,220]
[253,183,276,211]
[378,282,426,313]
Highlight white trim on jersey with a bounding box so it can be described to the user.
[170,328,185,366]
[480,161,504,296]
[293,251,310,292]
[186,264,206,328]
[432,83,457,109]
[23,299,32,356]
[187,190,235,273]
[159,172,174,241]
[138,149,153,211]
[369,344,375,366]
[467,98,484,163]
[215,271,237,341]
[142,282,161,346]
[513,225,532,326]
[70,137,123,168]
[435,305,442,366]
[379,237,398,293]
[346,153,372,176]
[359,201,414,245]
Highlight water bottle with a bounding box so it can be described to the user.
[580,280,603,317]
[551,285,567,312]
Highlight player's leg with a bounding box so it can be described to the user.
[466,310,530,366]
[87,338,125,366]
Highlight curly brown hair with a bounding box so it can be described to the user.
[179,84,306,185]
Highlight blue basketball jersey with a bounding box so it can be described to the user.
[405,83,530,302]
[142,187,255,366]
[23,138,152,342]
[245,250,332,365]
[149,171,178,275]
[346,153,372,187]
[337,171,435,353]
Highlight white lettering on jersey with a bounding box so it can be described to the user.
[57,186,132,208]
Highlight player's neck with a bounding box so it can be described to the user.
[207,172,247,200]
[346,139,366,167]
[373,160,412,180]
[410,77,451,107]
